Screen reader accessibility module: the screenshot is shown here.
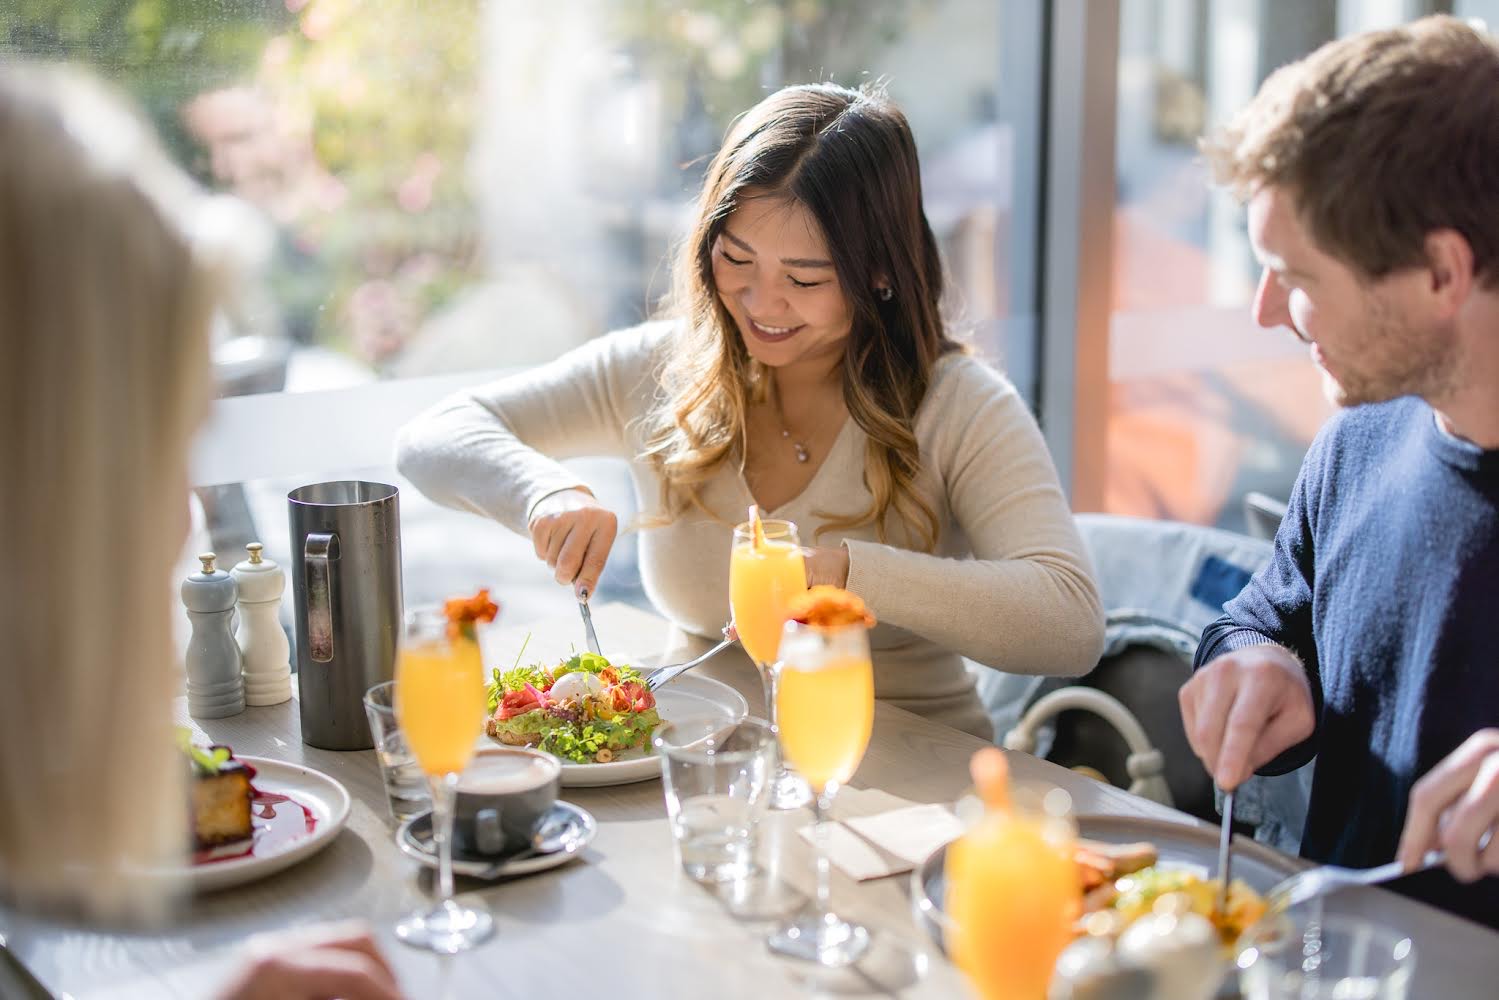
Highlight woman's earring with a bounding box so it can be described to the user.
[877,286,894,302]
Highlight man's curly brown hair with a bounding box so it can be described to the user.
[1201,15,1499,288]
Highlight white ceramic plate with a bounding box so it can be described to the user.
[911,813,1305,999]
[183,757,351,893]
[489,673,749,787]
[396,800,597,880]
[912,813,1302,949]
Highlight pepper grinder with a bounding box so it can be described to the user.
[231,542,293,707]
[182,552,246,719]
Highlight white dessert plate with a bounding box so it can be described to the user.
[183,756,352,893]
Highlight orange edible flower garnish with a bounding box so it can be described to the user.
[786,585,876,629]
[443,588,499,639]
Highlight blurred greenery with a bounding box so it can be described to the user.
[2,0,934,361]
[2,1,289,168]
[609,0,930,188]
[3,0,481,359]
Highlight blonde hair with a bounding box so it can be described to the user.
[0,65,224,921]
[642,84,961,549]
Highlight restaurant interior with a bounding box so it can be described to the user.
[2,1,1497,998]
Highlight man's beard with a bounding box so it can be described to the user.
[1320,298,1458,409]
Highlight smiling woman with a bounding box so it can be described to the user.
[396,82,1105,740]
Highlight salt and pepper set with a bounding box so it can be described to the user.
[233,543,294,706]
[183,543,293,719]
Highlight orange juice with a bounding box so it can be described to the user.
[946,752,1078,1000]
[729,538,807,666]
[776,654,873,792]
[395,635,486,777]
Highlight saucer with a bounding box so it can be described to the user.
[396,800,596,880]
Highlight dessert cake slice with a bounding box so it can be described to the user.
[182,738,254,848]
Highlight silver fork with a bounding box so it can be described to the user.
[643,628,738,692]
[1265,849,1445,912]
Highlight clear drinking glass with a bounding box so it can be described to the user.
[363,680,432,823]
[728,518,811,810]
[1237,907,1416,999]
[392,608,494,952]
[766,617,876,967]
[654,716,776,883]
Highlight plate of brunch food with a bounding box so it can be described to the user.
[913,813,1297,999]
[183,739,351,893]
[485,651,748,787]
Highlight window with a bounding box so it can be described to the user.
[5,1,1040,611]
[5,1,1031,398]
[1102,0,1485,532]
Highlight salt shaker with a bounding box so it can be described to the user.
[231,542,293,707]
[182,552,246,719]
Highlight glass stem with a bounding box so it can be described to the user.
[812,787,832,920]
[758,661,779,735]
[758,663,792,783]
[430,772,458,906]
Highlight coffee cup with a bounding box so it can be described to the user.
[452,747,561,856]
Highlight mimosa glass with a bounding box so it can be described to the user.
[766,617,875,966]
[946,787,1078,999]
[729,518,811,810]
[393,609,495,952]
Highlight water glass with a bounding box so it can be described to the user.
[363,681,431,823]
[654,717,775,883]
[1237,908,1415,999]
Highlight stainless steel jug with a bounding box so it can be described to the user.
[288,481,403,749]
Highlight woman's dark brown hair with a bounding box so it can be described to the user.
[644,82,961,548]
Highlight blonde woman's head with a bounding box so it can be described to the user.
[0,64,226,921]
[646,83,961,547]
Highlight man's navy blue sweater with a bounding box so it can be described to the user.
[1196,396,1499,928]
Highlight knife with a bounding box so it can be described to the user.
[577,586,602,657]
[1216,788,1235,915]
[0,932,55,1000]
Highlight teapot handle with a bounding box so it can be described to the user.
[304,532,340,662]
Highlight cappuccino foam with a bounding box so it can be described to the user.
[458,751,557,795]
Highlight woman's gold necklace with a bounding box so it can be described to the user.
[780,425,811,464]
[771,389,812,464]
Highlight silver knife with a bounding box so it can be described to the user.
[1216,788,1235,914]
[577,586,602,656]
[0,931,55,1000]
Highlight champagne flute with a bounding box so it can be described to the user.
[393,608,495,952]
[766,615,875,966]
[729,516,811,810]
[947,751,1078,999]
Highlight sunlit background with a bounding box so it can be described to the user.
[5,0,1494,622]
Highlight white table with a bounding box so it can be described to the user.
[3,603,1496,998]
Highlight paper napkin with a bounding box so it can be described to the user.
[797,789,965,881]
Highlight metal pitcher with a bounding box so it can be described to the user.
[288,481,403,750]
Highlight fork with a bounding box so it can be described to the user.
[643,626,738,692]
[1265,849,1445,912]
